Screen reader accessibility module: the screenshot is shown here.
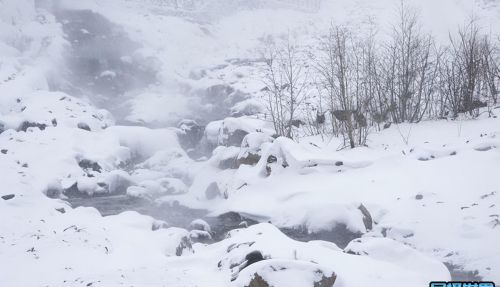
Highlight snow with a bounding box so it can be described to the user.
[0,0,499,286]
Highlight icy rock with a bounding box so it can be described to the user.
[358,204,373,231]
[189,219,211,233]
[152,220,169,231]
[237,152,261,167]
[17,121,47,132]
[177,119,205,151]
[264,153,288,177]
[233,260,337,287]
[237,132,274,167]
[204,117,272,150]
[55,207,66,214]
[225,129,249,147]
[212,146,240,169]
[175,235,193,256]
[205,182,221,200]
[242,250,265,269]
[189,230,212,243]
[78,159,102,174]
[245,273,270,287]
[44,181,63,199]
[77,122,91,131]
[1,194,15,200]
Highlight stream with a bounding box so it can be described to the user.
[55,5,482,282]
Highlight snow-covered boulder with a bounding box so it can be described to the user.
[237,132,275,167]
[0,92,114,132]
[344,237,450,280]
[211,146,241,169]
[177,119,205,154]
[232,260,337,287]
[204,117,274,149]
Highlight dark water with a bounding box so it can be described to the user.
[66,194,363,246]
[67,194,258,242]
[67,194,482,280]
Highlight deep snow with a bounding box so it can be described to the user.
[1,0,499,286]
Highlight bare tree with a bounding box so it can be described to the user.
[261,36,309,139]
[439,19,498,117]
[314,24,370,148]
[382,1,438,123]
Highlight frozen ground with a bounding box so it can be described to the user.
[1,0,499,286]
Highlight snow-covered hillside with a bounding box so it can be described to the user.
[1,0,499,286]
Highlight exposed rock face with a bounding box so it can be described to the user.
[265,154,288,177]
[77,122,91,131]
[189,219,211,233]
[237,152,261,167]
[45,182,63,199]
[151,220,169,231]
[237,132,274,167]
[177,119,205,155]
[18,121,47,132]
[240,261,337,287]
[205,182,221,200]
[219,155,238,169]
[314,273,337,287]
[213,146,240,170]
[243,250,265,269]
[358,204,373,231]
[212,212,259,241]
[1,194,15,200]
[78,159,102,174]
[175,235,193,256]
[224,128,249,147]
[247,274,270,287]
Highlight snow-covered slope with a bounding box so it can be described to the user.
[0,0,499,286]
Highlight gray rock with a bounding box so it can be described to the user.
[55,207,66,214]
[225,128,249,147]
[205,182,221,200]
[77,122,91,131]
[237,152,261,167]
[18,121,47,132]
[1,194,15,200]
[78,159,102,174]
[177,119,205,151]
[175,236,193,256]
[247,274,270,287]
[152,220,169,231]
[218,155,238,170]
[358,204,373,231]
